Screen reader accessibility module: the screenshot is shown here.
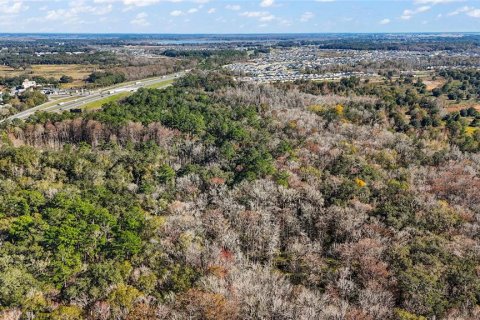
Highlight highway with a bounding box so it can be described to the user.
[1,71,185,123]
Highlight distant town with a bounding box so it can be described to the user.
[224,47,480,82]
[1,33,480,121]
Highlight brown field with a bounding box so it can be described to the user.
[0,64,101,88]
[423,78,446,91]
[445,103,480,113]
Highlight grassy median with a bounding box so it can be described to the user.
[82,79,175,111]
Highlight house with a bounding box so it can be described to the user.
[22,79,37,90]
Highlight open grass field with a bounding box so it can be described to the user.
[83,79,174,111]
[423,78,446,91]
[82,92,131,111]
[0,64,100,88]
[445,100,480,113]
[146,79,174,89]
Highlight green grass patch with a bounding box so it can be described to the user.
[83,92,132,111]
[145,79,174,89]
[82,80,174,111]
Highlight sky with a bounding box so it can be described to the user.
[0,0,479,33]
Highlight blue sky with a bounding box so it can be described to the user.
[0,0,479,33]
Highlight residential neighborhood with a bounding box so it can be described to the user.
[224,46,480,82]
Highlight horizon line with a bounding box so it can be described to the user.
[0,32,479,36]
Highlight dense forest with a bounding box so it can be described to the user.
[0,52,119,69]
[314,35,480,51]
[161,49,248,68]
[1,71,480,319]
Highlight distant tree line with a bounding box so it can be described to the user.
[161,49,248,69]
[0,51,119,69]
[86,71,126,87]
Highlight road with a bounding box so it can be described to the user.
[1,71,184,123]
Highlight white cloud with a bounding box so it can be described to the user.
[170,6,201,17]
[448,6,472,16]
[379,18,391,24]
[241,11,265,18]
[45,1,112,22]
[170,9,183,16]
[241,10,275,22]
[130,12,150,26]
[279,18,292,26]
[225,4,241,11]
[447,5,480,18]
[123,0,160,6]
[207,8,215,14]
[94,4,114,15]
[0,0,27,15]
[260,0,274,8]
[400,0,459,21]
[260,14,274,22]
[466,8,480,18]
[418,6,431,12]
[414,0,462,4]
[401,5,431,20]
[113,0,191,7]
[300,11,314,22]
[45,9,67,21]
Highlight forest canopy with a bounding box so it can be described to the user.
[1,70,480,319]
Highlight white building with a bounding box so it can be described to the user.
[22,79,37,89]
